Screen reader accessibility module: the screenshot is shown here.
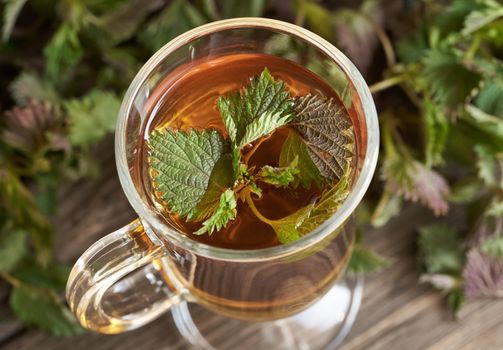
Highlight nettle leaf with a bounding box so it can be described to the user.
[475,80,503,117]
[423,96,449,167]
[195,189,237,235]
[423,48,481,109]
[396,27,429,64]
[291,94,354,181]
[258,156,299,188]
[0,229,26,272]
[218,68,293,147]
[0,170,53,265]
[147,129,226,218]
[481,235,503,260]
[381,127,450,216]
[297,170,350,235]
[8,72,60,106]
[474,145,503,188]
[266,168,351,243]
[10,286,84,336]
[463,248,503,299]
[383,156,450,216]
[332,0,383,72]
[464,104,503,141]
[295,0,333,39]
[97,0,165,43]
[279,130,324,188]
[190,154,234,221]
[2,0,28,42]
[418,225,465,274]
[66,90,121,147]
[44,21,83,83]
[269,203,314,244]
[462,2,503,36]
[371,190,403,228]
[347,244,389,274]
[220,0,266,18]
[436,0,486,34]
[138,0,205,52]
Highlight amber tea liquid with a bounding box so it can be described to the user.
[135,53,357,320]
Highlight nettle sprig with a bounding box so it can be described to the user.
[147,68,354,243]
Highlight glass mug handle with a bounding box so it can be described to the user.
[66,219,182,334]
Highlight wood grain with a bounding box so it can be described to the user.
[1,137,502,350]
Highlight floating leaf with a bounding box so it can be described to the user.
[147,129,226,218]
[279,130,324,188]
[291,94,354,181]
[258,156,299,188]
[195,189,237,235]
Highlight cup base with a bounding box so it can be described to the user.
[171,275,363,349]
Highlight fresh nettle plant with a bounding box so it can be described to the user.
[147,69,354,242]
[1,0,503,335]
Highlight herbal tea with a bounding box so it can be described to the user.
[140,54,355,250]
[127,53,360,321]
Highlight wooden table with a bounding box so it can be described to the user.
[1,138,502,350]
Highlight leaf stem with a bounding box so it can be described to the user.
[361,12,396,68]
[245,192,273,225]
[0,272,21,288]
[369,74,406,94]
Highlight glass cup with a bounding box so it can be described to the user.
[66,18,378,349]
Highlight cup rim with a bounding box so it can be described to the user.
[115,17,379,262]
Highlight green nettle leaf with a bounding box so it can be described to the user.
[266,169,351,243]
[147,129,226,218]
[220,0,267,18]
[190,154,234,221]
[474,145,503,187]
[0,170,53,265]
[97,0,165,43]
[279,130,324,188]
[2,0,28,42]
[423,96,449,167]
[423,48,480,109]
[44,22,83,82]
[269,203,314,244]
[475,80,503,117]
[10,286,84,336]
[195,189,237,235]
[258,156,299,187]
[217,68,293,147]
[238,110,292,148]
[481,235,503,260]
[291,94,354,181]
[371,190,403,228]
[13,260,71,290]
[418,225,465,274]
[347,244,390,274]
[396,28,429,64]
[464,104,503,141]
[295,0,333,39]
[66,90,121,147]
[138,0,205,52]
[0,229,26,272]
[462,3,503,36]
[297,170,350,235]
[8,72,60,106]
